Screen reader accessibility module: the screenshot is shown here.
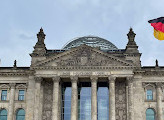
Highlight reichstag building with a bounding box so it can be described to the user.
[0,28,163,120]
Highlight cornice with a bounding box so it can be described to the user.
[0,72,28,77]
[0,70,34,77]
[31,66,136,70]
[134,70,164,76]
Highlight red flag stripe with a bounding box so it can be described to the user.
[150,22,164,33]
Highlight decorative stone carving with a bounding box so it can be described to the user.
[16,84,27,89]
[42,80,53,120]
[52,76,60,83]
[90,76,98,82]
[115,81,127,120]
[57,49,123,66]
[0,84,10,89]
[108,76,116,83]
[35,77,43,83]
[35,45,134,67]
[9,83,16,89]
[70,76,78,83]
[142,82,156,90]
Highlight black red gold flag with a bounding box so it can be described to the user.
[148,17,164,40]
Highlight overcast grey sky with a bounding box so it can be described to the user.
[0,0,164,67]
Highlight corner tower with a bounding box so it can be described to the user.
[125,28,141,67]
[30,28,47,65]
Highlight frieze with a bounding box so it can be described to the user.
[59,71,110,76]
[31,66,135,71]
[134,71,164,76]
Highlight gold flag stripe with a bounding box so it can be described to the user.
[154,29,164,40]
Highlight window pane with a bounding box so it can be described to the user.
[147,90,153,100]
[1,90,7,101]
[18,90,25,101]
[78,83,91,120]
[61,83,71,120]
[16,109,25,120]
[98,83,109,120]
[146,108,155,120]
[0,109,7,120]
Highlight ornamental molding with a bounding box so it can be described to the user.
[142,82,156,88]
[90,75,98,82]
[16,84,28,89]
[142,82,164,90]
[134,70,164,76]
[0,73,28,77]
[33,44,135,68]
[0,84,10,89]
[31,66,135,71]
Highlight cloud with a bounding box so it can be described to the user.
[0,0,164,66]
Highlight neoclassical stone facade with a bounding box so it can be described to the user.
[0,28,164,120]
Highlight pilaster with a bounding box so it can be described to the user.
[8,83,16,120]
[34,77,43,120]
[156,82,162,120]
[127,77,134,120]
[25,76,35,120]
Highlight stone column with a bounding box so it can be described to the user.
[52,76,60,120]
[8,83,16,120]
[26,76,35,120]
[127,77,134,120]
[156,83,162,120]
[91,76,98,120]
[71,76,78,120]
[108,76,116,120]
[34,77,42,120]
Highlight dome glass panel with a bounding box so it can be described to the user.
[62,36,118,51]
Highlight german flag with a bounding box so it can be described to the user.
[148,17,164,40]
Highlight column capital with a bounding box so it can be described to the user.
[70,76,78,83]
[126,76,133,83]
[52,76,60,83]
[34,77,43,83]
[90,76,98,83]
[9,83,16,89]
[108,76,116,83]
[156,82,163,88]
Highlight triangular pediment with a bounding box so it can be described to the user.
[34,45,134,67]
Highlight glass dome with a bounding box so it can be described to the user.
[62,36,118,51]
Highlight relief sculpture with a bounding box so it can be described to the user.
[115,81,127,120]
[57,48,119,66]
[42,81,53,120]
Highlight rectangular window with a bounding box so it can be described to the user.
[78,82,91,120]
[18,90,25,101]
[147,89,153,100]
[61,82,72,120]
[1,90,7,101]
[98,82,109,120]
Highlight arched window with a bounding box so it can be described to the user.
[0,109,7,120]
[16,109,25,120]
[146,108,155,120]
